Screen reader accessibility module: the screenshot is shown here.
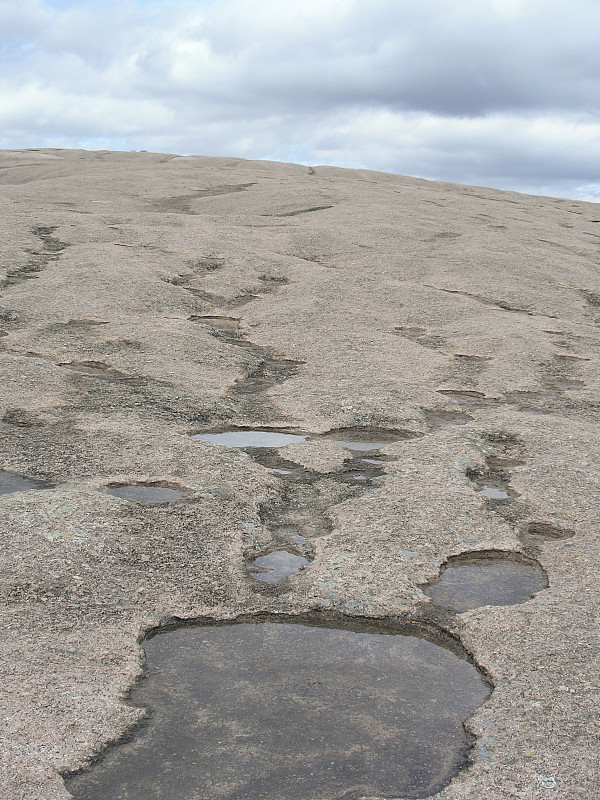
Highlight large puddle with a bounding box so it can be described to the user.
[65,617,491,800]
[423,553,548,612]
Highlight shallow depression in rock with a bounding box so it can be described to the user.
[423,553,548,612]
[64,618,491,800]
[321,426,412,452]
[106,484,184,504]
[249,550,309,583]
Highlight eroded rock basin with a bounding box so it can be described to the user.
[64,617,491,800]
[106,483,184,504]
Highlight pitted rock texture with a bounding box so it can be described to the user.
[0,148,599,800]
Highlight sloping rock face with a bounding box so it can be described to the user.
[0,149,598,799]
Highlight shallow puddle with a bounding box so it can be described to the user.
[194,429,307,448]
[106,484,184,504]
[321,426,410,452]
[423,553,547,612]
[65,618,491,800]
[0,470,40,495]
[479,485,510,500]
[249,550,309,583]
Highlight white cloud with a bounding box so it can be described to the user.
[0,0,599,200]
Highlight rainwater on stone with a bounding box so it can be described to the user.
[0,470,40,495]
[106,484,184,504]
[249,551,309,583]
[194,429,307,448]
[321,427,405,452]
[64,618,491,800]
[423,554,548,612]
[479,485,510,500]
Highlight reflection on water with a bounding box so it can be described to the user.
[194,429,307,448]
[249,550,309,583]
[0,470,40,495]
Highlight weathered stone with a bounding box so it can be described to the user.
[0,149,598,799]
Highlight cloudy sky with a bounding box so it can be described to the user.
[1,0,599,200]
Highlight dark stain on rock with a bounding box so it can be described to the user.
[1,409,45,427]
[394,325,446,350]
[420,407,474,429]
[262,205,334,217]
[151,184,256,214]
[437,389,491,405]
[58,360,116,377]
[2,225,69,289]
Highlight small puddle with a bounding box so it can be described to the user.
[0,470,41,495]
[321,426,415,452]
[64,617,491,800]
[467,464,515,502]
[423,552,548,612]
[249,550,309,583]
[479,485,510,500]
[106,484,184,504]
[194,429,307,448]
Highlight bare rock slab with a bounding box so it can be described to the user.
[0,149,599,800]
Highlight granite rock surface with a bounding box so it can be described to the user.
[0,149,599,799]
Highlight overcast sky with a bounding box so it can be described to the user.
[1,0,599,201]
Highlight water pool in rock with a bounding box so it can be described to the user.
[194,429,308,448]
[0,470,41,495]
[320,426,409,452]
[423,553,548,612]
[479,485,510,500]
[249,550,309,583]
[65,617,491,800]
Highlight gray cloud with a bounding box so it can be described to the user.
[1,0,599,200]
